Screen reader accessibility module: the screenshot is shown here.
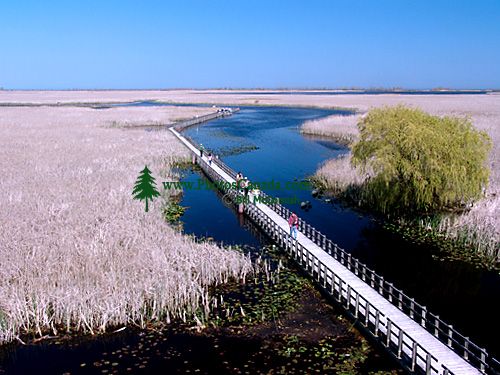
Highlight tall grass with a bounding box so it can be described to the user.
[428,196,500,260]
[300,114,361,145]
[0,106,253,344]
[312,155,368,204]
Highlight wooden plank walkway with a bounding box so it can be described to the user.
[169,127,487,375]
[173,108,240,131]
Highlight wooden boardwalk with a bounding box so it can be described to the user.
[169,126,497,375]
[173,108,240,131]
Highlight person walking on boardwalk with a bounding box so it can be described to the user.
[288,212,299,239]
[243,177,250,197]
[200,144,205,157]
[235,171,243,188]
[208,152,213,166]
[235,172,244,196]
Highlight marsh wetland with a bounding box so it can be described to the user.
[1,99,499,374]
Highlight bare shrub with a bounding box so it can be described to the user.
[0,106,252,343]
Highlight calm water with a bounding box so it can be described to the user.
[181,106,500,357]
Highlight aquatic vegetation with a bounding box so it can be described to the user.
[384,220,499,270]
[202,254,305,327]
[419,210,499,267]
[301,113,361,145]
[214,144,259,157]
[0,106,253,344]
[182,245,396,374]
[312,154,368,205]
[162,159,194,226]
[272,335,373,374]
[163,200,187,224]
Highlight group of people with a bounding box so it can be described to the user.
[200,144,299,240]
[200,144,214,165]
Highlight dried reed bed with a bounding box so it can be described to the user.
[95,105,215,128]
[313,155,366,199]
[1,90,499,114]
[300,114,361,145]
[0,106,252,344]
[435,197,499,258]
[2,90,498,259]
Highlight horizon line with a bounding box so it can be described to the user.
[0,87,498,92]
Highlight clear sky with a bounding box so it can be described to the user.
[1,0,499,89]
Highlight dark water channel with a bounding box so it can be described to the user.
[180,106,500,358]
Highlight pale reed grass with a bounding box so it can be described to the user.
[312,154,369,205]
[0,106,253,343]
[313,154,368,199]
[432,196,499,260]
[300,114,361,145]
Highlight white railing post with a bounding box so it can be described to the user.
[397,330,403,358]
[386,320,392,347]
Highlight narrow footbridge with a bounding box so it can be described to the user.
[169,126,499,375]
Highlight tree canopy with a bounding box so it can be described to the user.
[351,105,491,214]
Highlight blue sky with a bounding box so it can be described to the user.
[1,0,499,89]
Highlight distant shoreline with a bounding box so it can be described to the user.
[0,88,497,93]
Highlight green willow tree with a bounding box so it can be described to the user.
[351,106,491,215]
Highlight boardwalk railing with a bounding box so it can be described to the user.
[172,129,499,375]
